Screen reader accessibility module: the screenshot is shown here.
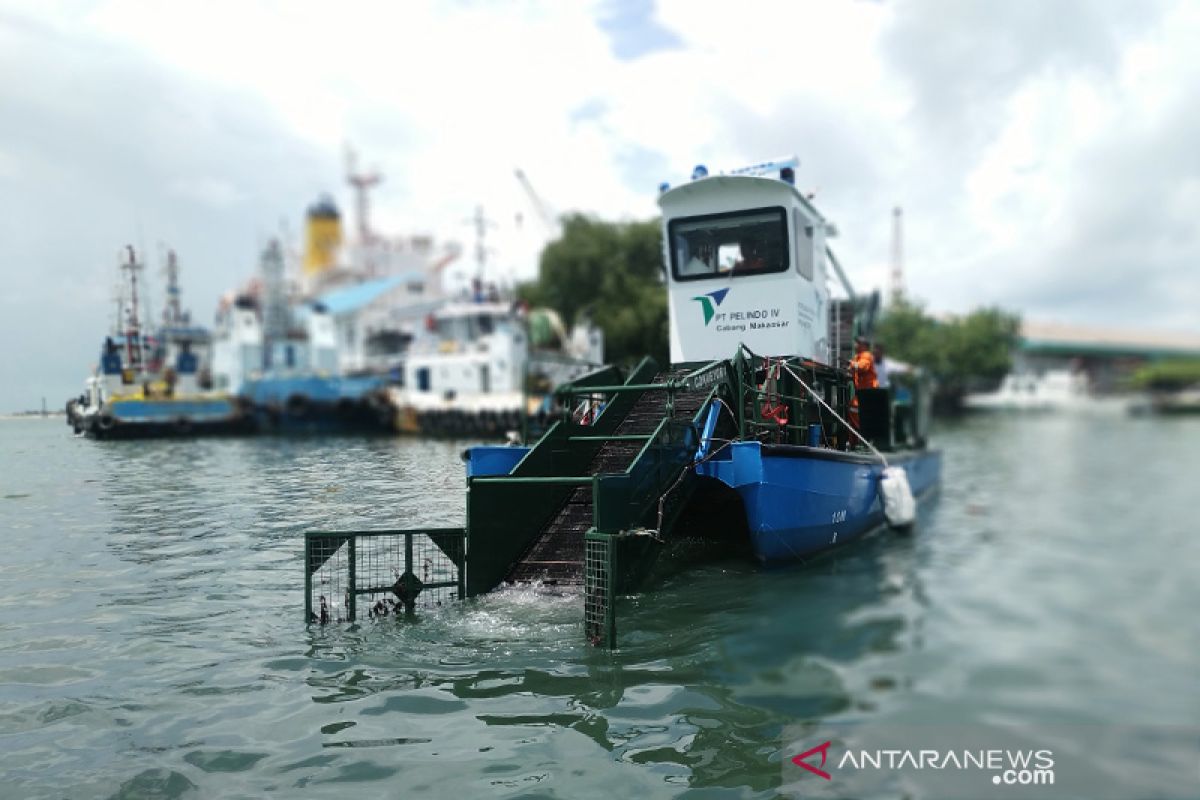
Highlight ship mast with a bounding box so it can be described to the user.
[261,239,289,360]
[163,249,183,327]
[472,204,489,286]
[121,245,144,372]
[111,279,125,338]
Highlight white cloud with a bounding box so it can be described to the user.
[0,147,16,179]
[169,176,244,209]
[1,0,1198,409]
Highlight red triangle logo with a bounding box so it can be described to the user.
[791,740,832,780]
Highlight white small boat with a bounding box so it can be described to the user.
[963,370,1089,411]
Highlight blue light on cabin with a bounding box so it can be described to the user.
[658,181,670,193]
[691,164,708,180]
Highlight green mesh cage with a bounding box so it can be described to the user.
[585,532,616,647]
[305,528,465,623]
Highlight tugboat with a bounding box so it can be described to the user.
[69,247,251,439]
[306,157,942,646]
[386,297,604,439]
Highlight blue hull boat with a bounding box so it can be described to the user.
[241,374,396,434]
[466,433,940,568]
[79,395,253,439]
[698,442,940,563]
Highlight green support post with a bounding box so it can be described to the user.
[457,546,466,601]
[735,349,745,439]
[604,536,617,647]
[404,533,415,615]
[304,535,312,623]
[347,537,357,621]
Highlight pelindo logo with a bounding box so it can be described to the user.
[692,288,729,326]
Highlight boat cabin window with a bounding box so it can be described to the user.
[669,206,789,282]
[433,312,506,342]
[793,208,814,280]
[366,330,413,357]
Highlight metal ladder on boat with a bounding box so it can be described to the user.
[464,359,728,600]
[503,366,711,586]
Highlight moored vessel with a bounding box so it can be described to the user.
[69,247,251,440]
[211,239,400,435]
[386,299,604,439]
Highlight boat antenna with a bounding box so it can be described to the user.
[467,205,496,292]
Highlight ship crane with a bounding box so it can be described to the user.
[514,168,561,238]
[345,146,382,274]
[889,206,905,305]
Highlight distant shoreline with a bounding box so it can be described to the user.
[0,412,65,420]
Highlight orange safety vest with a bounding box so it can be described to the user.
[851,350,878,391]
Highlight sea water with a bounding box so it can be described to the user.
[0,414,1196,798]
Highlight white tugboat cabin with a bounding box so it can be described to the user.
[660,158,834,366]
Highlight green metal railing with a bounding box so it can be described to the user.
[582,381,725,648]
[591,413,705,534]
[464,358,661,597]
[732,346,853,447]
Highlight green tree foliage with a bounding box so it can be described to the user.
[520,213,668,366]
[1131,359,1200,391]
[875,298,1021,406]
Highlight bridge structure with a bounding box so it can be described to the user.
[1015,321,1200,392]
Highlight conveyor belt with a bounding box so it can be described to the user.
[505,369,708,585]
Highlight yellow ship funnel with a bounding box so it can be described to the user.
[303,195,342,277]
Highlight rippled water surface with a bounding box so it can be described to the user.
[1,415,1197,798]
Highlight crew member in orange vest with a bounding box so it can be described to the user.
[847,336,877,433]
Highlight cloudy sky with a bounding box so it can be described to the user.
[1,0,1197,411]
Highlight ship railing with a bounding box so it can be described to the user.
[555,357,728,434]
[732,345,853,446]
[555,360,726,400]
